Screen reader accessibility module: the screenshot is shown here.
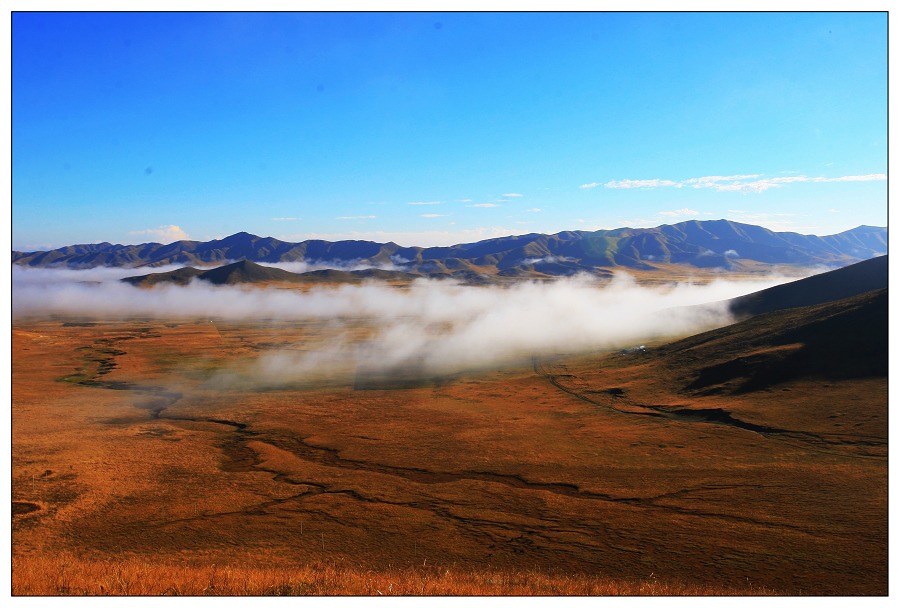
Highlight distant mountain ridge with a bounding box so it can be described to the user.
[13,220,887,278]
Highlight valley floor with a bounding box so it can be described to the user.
[11,318,887,595]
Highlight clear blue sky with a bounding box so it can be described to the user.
[11,11,887,250]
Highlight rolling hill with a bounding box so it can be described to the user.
[121,259,420,287]
[649,256,888,394]
[727,254,888,318]
[13,220,887,278]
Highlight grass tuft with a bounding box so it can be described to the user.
[12,554,780,596]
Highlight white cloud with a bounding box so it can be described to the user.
[421,213,448,218]
[128,225,190,243]
[13,241,59,252]
[458,198,473,203]
[714,181,778,194]
[12,268,797,384]
[502,193,523,197]
[683,174,762,189]
[272,217,300,221]
[727,176,811,193]
[658,208,701,218]
[336,215,377,220]
[468,203,501,208]
[816,173,886,182]
[712,174,887,194]
[525,208,542,213]
[579,182,600,189]
[408,201,443,205]
[280,227,520,247]
[604,179,681,189]
[522,255,575,265]
[597,173,885,194]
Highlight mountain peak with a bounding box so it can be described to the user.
[217,231,259,243]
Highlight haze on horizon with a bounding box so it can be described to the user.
[11,11,887,251]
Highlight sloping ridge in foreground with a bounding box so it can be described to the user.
[655,288,887,395]
[728,254,888,318]
[652,256,888,394]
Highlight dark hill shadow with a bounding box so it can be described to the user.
[677,289,887,394]
[728,255,887,317]
[121,260,420,286]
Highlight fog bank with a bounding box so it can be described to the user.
[12,265,800,384]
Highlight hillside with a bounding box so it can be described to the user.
[120,266,204,286]
[727,254,888,317]
[121,260,420,286]
[641,255,888,394]
[14,220,887,278]
[653,287,887,395]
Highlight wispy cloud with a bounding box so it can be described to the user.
[279,227,519,247]
[712,176,805,193]
[458,198,473,203]
[408,201,442,205]
[271,217,300,221]
[128,225,190,243]
[502,193,523,197]
[579,182,600,189]
[822,174,887,182]
[606,179,682,189]
[525,208,542,213]
[595,173,885,194]
[468,203,501,208]
[421,213,448,218]
[658,208,701,218]
[336,215,377,220]
[13,241,59,252]
[682,175,761,189]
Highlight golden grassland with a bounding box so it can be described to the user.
[11,316,887,596]
[12,554,780,596]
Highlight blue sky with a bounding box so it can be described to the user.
[11,11,887,250]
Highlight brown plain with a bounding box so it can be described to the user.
[12,295,887,595]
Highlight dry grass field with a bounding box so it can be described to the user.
[11,312,887,595]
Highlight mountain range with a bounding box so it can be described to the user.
[13,220,887,279]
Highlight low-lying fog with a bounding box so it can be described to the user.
[12,264,802,385]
